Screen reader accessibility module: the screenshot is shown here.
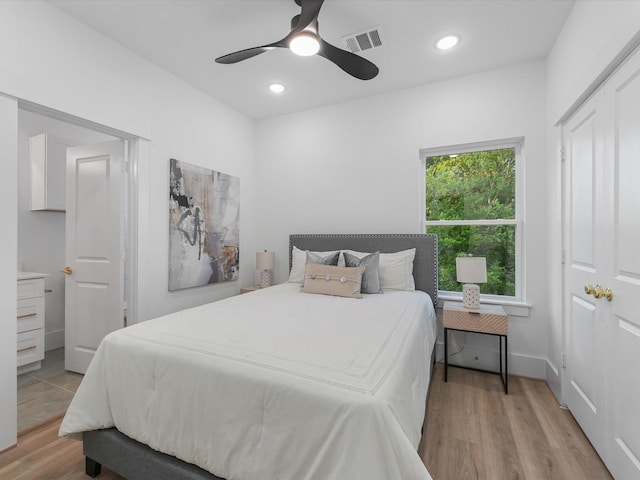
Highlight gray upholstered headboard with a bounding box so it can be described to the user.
[289,234,438,306]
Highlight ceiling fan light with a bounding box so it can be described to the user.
[436,34,460,50]
[290,32,320,56]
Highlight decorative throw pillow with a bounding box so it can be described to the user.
[343,251,382,294]
[343,248,416,291]
[302,264,365,299]
[288,246,340,284]
[305,250,340,266]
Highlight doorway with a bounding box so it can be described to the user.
[16,108,131,433]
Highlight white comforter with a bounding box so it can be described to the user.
[60,283,436,480]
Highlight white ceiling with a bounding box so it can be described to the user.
[49,0,575,120]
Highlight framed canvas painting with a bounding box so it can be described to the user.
[169,158,240,290]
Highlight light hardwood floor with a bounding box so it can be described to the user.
[420,364,612,479]
[0,364,611,480]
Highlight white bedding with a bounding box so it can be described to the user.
[60,283,436,480]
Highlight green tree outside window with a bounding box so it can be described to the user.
[425,148,517,296]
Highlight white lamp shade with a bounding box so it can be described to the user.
[256,251,275,271]
[456,256,487,284]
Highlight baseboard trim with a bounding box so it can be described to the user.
[0,443,17,455]
[545,359,563,404]
[435,341,546,379]
[45,329,64,351]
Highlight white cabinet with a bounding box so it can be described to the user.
[29,133,72,211]
[17,273,47,374]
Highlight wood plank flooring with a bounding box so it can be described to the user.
[0,364,611,480]
[0,419,123,480]
[420,364,612,479]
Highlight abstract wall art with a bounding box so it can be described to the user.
[169,158,240,290]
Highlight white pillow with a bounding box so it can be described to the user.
[343,248,416,291]
[288,246,341,284]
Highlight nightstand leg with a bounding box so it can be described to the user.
[499,334,503,379]
[444,328,448,383]
[505,335,508,394]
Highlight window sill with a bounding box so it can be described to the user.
[437,292,531,317]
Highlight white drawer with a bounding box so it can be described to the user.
[17,329,45,367]
[17,278,45,300]
[17,297,45,333]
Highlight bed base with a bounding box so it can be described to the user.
[83,348,438,480]
[82,233,439,479]
[83,428,224,480]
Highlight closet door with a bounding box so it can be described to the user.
[564,45,640,480]
[604,47,640,480]
[563,90,608,457]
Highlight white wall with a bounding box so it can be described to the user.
[0,95,18,452]
[0,1,256,450]
[255,61,549,378]
[545,1,640,401]
[17,110,115,351]
[547,0,640,125]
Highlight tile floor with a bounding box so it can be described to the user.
[17,348,82,433]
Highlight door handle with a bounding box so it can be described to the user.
[61,266,73,275]
[586,284,613,301]
[593,284,604,299]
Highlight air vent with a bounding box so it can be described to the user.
[341,26,384,53]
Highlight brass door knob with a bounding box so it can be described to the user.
[61,266,73,275]
[593,284,604,299]
[585,284,595,295]
[603,287,613,302]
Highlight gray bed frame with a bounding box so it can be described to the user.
[82,233,438,479]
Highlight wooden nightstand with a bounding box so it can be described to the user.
[443,301,509,394]
[240,285,262,294]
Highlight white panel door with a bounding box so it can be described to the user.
[64,140,124,374]
[563,91,608,457]
[604,48,640,480]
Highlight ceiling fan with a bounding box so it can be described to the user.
[215,0,379,80]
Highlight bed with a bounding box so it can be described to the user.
[60,233,438,480]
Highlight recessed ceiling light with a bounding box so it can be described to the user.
[436,35,460,51]
[268,83,286,94]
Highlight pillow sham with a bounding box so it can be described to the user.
[288,246,340,284]
[302,263,365,299]
[306,250,341,266]
[343,251,382,294]
[343,248,416,291]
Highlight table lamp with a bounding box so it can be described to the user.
[256,250,275,288]
[456,256,487,309]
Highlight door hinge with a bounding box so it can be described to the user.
[560,146,566,162]
[561,250,566,265]
[561,353,566,369]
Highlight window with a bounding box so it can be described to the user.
[421,139,523,300]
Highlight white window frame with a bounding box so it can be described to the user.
[419,137,526,306]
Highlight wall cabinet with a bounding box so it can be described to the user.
[17,273,47,374]
[29,133,72,211]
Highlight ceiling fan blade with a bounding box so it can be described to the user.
[317,39,379,80]
[294,0,324,32]
[215,40,286,64]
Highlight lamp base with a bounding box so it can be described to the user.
[259,270,272,288]
[462,283,480,309]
